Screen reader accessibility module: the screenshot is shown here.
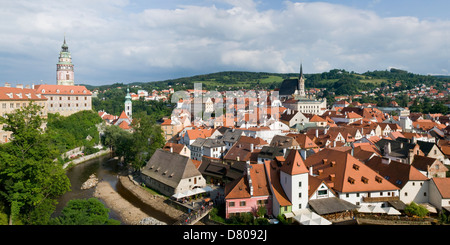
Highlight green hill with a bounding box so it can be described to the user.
[87,68,450,96]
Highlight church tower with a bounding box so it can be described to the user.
[295,63,306,98]
[56,37,75,86]
[125,88,132,119]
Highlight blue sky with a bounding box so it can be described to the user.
[0,0,449,86]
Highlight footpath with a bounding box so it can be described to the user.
[94,175,186,225]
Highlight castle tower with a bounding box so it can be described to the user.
[56,37,75,86]
[125,88,132,119]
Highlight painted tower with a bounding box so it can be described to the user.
[56,37,74,86]
[125,88,132,119]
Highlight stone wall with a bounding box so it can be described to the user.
[63,148,111,169]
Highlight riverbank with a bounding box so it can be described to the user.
[94,175,186,225]
[63,148,111,169]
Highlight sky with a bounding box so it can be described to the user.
[0,0,449,86]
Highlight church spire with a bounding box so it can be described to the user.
[299,63,303,80]
[295,62,306,98]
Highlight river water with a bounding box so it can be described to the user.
[53,154,176,224]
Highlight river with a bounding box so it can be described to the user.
[53,154,175,224]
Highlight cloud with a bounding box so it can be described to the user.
[0,0,449,85]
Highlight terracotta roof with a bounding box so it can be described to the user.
[185,128,213,140]
[346,112,363,119]
[118,110,129,119]
[163,143,186,154]
[237,135,268,146]
[0,87,46,101]
[431,178,450,199]
[280,149,309,175]
[413,119,439,131]
[440,145,450,156]
[225,164,270,199]
[366,156,428,188]
[264,160,292,206]
[304,148,399,193]
[117,120,132,130]
[269,135,299,148]
[161,118,172,125]
[309,114,326,122]
[286,133,318,149]
[34,84,92,95]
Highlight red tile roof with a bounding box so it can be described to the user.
[264,160,292,206]
[304,148,399,193]
[280,149,309,176]
[225,164,270,199]
[34,84,92,95]
[432,178,450,199]
[0,87,46,101]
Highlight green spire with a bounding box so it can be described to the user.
[125,88,132,101]
[61,36,69,52]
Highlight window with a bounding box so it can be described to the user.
[240,201,246,207]
[229,202,235,207]
[298,193,302,198]
[318,190,327,196]
[298,181,302,187]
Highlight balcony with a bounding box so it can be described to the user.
[363,196,400,203]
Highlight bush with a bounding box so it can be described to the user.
[404,202,429,218]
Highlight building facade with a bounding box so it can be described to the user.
[0,87,47,143]
[34,84,92,117]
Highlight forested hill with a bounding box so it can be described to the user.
[84,68,450,96]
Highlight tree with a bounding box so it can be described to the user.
[128,112,165,170]
[50,198,120,225]
[404,202,429,218]
[0,103,70,224]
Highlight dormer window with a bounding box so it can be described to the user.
[348,177,355,184]
[361,176,369,184]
